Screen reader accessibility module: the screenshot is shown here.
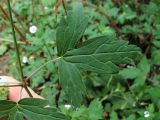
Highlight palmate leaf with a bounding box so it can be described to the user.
[56,2,141,108]
[0,98,69,120]
[56,3,89,56]
[64,36,141,74]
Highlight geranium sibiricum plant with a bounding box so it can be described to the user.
[0,1,141,120]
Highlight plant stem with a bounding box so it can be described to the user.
[62,0,67,15]
[7,0,33,97]
[0,85,23,87]
[26,57,62,81]
[0,38,25,44]
[0,82,23,87]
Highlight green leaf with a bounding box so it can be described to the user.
[146,87,160,109]
[56,2,140,108]
[119,56,150,89]
[18,98,48,107]
[152,40,160,48]
[88,99,103,120]
[42,0,53,6]
[152,50,160,65]
[131,76,146,89]
[147,104,154,113]
[0,98,69,120]
[133,56,150,89]
[59,59,86,107]
[71,106,88,119]
[119,67,141,79]
[9,112,23,120]
[138,56,150,74]
[124,115,136,120]
[64,99,103,120]
[58,35,140,105]
[56,3,89,56]
[0,100,17,118]
[64,36,141,74]
[110,111,118,120]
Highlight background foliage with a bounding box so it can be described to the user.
[1,0,160,119]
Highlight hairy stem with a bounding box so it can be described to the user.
[26,57,62,81]
[7,0,33,97]
[0,84,23,87]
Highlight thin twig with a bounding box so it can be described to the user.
[0,83,23,87]
[26,57,62,81]
[7,0,33,97]
[144,34,152,56]
[0,4,28,44]
[62,0,67,15]
[55,91,61,107]
[11,8,27,32]
[125,80,138,100]
[53,0,63,15]
[0,38,25,44]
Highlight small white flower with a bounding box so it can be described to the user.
[0,77,6,83]
[127,65,132,68]
[22,56,29,64]
[29,25,37,34]
[125,5,128,8]
[144,111,150,118]
[44,6,48,10]
[64,104,71,109]
[132,102,136,107]
[0,77,7,85]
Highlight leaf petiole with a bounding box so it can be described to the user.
[26,57,62,81]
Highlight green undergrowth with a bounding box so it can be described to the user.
[0,0,160,119]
